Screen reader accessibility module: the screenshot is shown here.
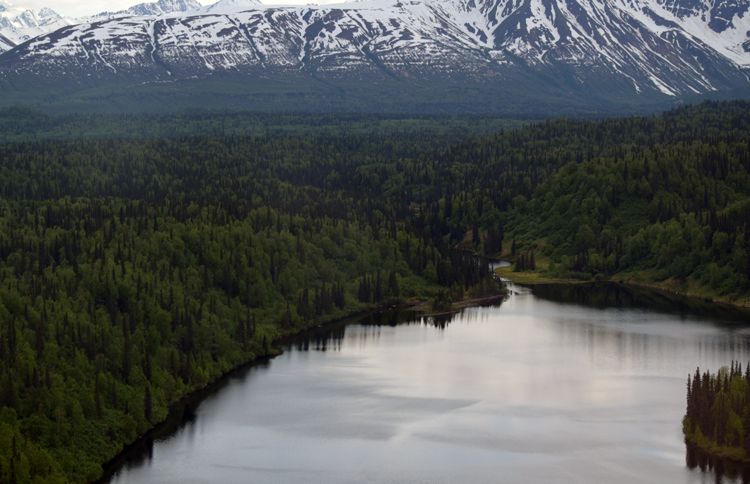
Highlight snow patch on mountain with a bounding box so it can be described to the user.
[0,0,71,47]
[89,0,203,21]
[0,0,749,100]
[201,0,263,14]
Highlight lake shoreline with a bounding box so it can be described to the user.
[94,290,507,483]
[97,274,750,484]
[94,305,393,483]
[684,434,750,465]
[496,267,750,311]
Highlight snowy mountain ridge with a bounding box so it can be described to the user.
[87,0,205,21]
[0,0,749,111]
[0,0,72,50]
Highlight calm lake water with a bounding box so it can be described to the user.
[109,281,750,484]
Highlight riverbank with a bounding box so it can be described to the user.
[95,286,507,483]
[621,277,750,310]
[683,433,749,464]
[100,266,750,484]
[495,266,589,285]
[496,266,750,311]
[95,301,392,482]
[410,294,508,318]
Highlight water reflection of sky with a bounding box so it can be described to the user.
[110,285,750,484]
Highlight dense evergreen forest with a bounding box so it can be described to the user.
[0,115,498,483]
[507,103,750,300]
[0,100,749,482]
[684,363,750,461]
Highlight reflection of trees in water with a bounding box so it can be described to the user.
[361,308,459,329]
[105,397,199,480]
[532,283,642,309]
[295,325,347,352]
[293,309,458,353]
[547,307,750,369]
[687,442,750,483]
[531,283,750,324]
[105,303,493,479]
[291,305,503,353]
[104,359,274,481]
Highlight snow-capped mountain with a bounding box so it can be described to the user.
[89,0,203,21]
[201,0,262,14]
[0,0,203,51]
[0,0,71,49]
[0,0,749,112]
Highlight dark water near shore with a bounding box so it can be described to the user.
[109,281,750,484]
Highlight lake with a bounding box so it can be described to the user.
[108,280,750,483]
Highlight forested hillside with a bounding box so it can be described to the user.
[506,103,750,301]
[0,125,494,483]
[0,101,749,483]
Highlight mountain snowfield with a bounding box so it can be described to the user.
[87,0,204,21]
[0,0,72,50]
[202,0,262,14]
[0,0,749,111]
[0,0,209,50]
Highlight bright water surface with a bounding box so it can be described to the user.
[109,280,750,483]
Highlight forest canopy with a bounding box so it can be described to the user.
[0,101,749,482]
[684,363,750,462]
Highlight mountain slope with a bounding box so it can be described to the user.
[89,0,203,21]
[0,0,748,113]
[0,0,203,51]
[0,0,71,47]
[202,0,262,14]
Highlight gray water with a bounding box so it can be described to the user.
[110,282,750,484]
